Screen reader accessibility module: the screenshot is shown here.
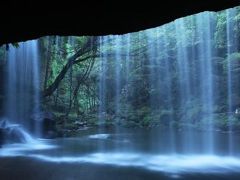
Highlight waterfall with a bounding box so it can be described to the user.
[99,36,107,127]
[147,28,159,110]
[114,35,122,124]
[125,34,131,92]
[96,8,239,156]
[124,33,131,115]
[175,18,193,152]
[175,18,191,105]
[226,8,237,154]
[161,27,175,153]
[145,27,176,153]
[97,36,108,151]
[5,40,41,138]
[196,12,215,153]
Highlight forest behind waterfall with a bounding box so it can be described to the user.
[1,7,240,137]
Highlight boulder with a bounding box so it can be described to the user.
[4,126,28,143]
[44,130,57,139]
[0,120,32,145]
[31,111,57,138]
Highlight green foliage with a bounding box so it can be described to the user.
[39,6,240,135]
[228,53,240,72]
[215,11,227,49]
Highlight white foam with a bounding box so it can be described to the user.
[88,134,110,140]
[25,153,240,174]
[0,140,56,156]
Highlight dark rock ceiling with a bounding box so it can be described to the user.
[0,0,239,46]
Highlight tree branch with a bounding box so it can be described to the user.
[42,37,98,97]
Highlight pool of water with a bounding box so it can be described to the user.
[1,127,240,179]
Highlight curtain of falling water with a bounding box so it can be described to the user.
[6,40,41,136]
[196,12,215,153]
[114,36,122,123]
[97,8,239,155]
[147,29,160,110]
[146,29,160,152]
[175,18,193,152]
[161,27,176,153]
[124,34,131,111]
[31,41,41,136]
[98,36,108,151]
[99,36,107,127]
[226,8,237,154]
[123,33,132,151]
[145,28,176,153]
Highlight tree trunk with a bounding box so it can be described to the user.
[43,37,98,97]
[43,37,52,90]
